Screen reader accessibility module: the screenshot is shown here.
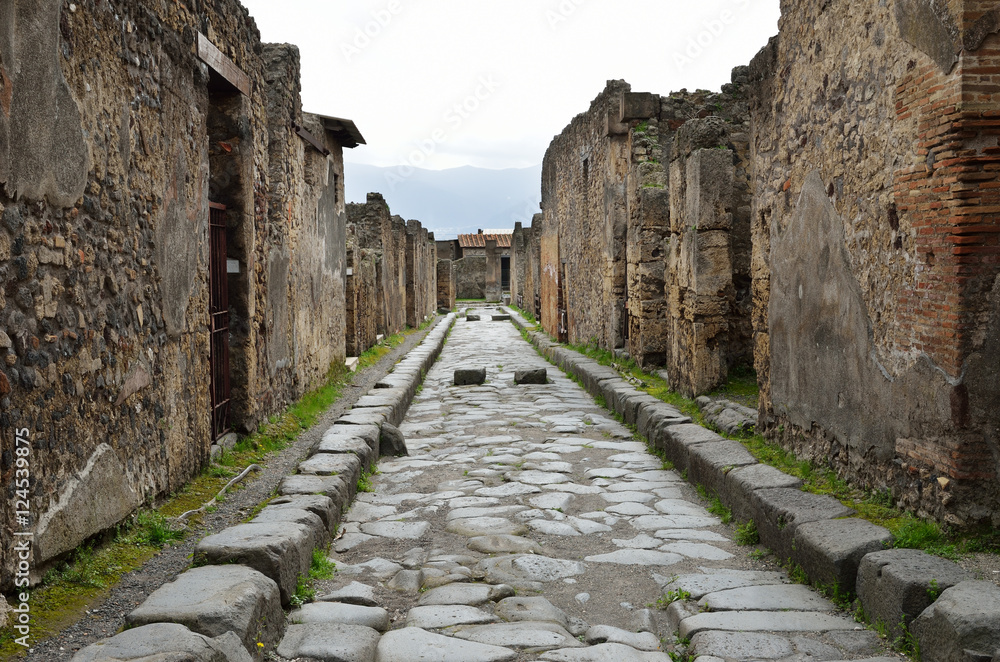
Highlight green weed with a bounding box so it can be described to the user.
[735,520,759,546]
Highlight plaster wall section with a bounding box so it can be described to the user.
[748,0,1000,526]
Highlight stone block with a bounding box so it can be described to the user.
[324,423,381,457]
[723,464,802,524]
[298,453,362,484]
[857,548,972,642]
[514,368,548,384]
[648,423,723,474]
[268,495,338,534]
[792,519,893,595]
[126,565,282,653]
[491,314,511,321]
[193,522,314,605]
[251,506,327,549]
[750,488,854,561]
[279,474,351,505]
[312,435,374,469]
[455,367,487,385]
[620,393,662,427]
[380,422,408,456]
[71,623,252,662]
[687,440,757,499]
[335,410,388,427]
[620,91,659,122]
[913,581,1000,662]
[635,402,690,441]
[466,314,481,321]
[354,392,407,426]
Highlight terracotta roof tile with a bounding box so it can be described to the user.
[458,233,512,248]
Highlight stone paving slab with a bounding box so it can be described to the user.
[70,623,252,662]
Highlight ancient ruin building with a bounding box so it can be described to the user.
[0,0,366,585]
[749,0,1000,526]
[346,194,438,354]
[518,81,752,394]
[514,0,1000,526]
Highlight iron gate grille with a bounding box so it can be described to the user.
[209,202,231,440]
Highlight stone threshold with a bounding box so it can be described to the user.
[506,309,1000,662]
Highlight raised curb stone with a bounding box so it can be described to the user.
[125,565,282,653]
[793,518,893,594]
[912,580,1000,662]
[70,623,252,662]
[857,548,971,642]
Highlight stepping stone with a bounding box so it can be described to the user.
[631,515,720,530]
[126,565,282,653]
[601,491,656,504]
[446,517,528,537]
[376,627,516,662]
[699,584,834,612]
[70,623,251,662]
[528,520,581,536]
[679,610,858,639]
[289,602,390,632]
[318,581,377,606]
[452,622,583,650]
[585,625,661,651]
[689,631,794,660]
[539,642,672,661]
[405,605,497,629]
[277,623,379,662]
[360,521,430,539]
[455,368,487,385]
[475,483,542,497]
[515,368,548,384]
[530,492,574,511]
[468,535,543,555]
[418,583,514,606]
[507,470,571,485]
[659,541,733,561]
[584,549,683,566]
[655,570,788,599]
[194,522,313,605]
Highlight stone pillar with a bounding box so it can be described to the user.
[484,238,502,302]
[437,259,455,311]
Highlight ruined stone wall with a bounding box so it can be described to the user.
[405,220,436,328]
[749,0,1000,526]
[345,244,377,357]
[484,239,502,303]
[0,0,273,582]
[454,256,486,299]
[346,195,402,339]
[436,259,455,311]
[524,215,543,320]
[539,81,631,346]
[261,48,347,409]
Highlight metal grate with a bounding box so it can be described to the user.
[209,202,231,440]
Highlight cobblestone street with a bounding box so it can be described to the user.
[284,309,903,662]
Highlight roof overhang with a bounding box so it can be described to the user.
[309,113,366,149]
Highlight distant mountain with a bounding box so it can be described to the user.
[344,164,542,239]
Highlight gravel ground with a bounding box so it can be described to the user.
[19,320,439,661]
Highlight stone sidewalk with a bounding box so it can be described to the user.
[285,309,902,662]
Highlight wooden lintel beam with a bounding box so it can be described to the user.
[197,33,251,97]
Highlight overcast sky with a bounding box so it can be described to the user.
[240,0,781,171]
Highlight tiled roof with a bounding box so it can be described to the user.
[458,233,512,249]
